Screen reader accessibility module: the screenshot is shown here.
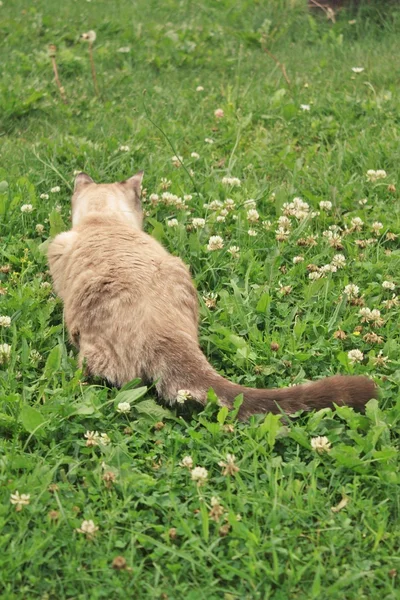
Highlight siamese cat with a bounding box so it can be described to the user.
[48,172,376,419]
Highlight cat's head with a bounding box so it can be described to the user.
[71,172,144,229]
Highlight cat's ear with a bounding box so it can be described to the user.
[122,171,144,196]
[74,172,94,192]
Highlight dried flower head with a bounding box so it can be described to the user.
[84,431,99,447]
[214,108,224,118]
[112,556,127,570]
[209,497,225,522]
[218,453,240,476]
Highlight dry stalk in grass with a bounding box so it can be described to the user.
[261,36,291,88]
[308,0,336,22]
[81,31,99,97]
[48,44,67,104]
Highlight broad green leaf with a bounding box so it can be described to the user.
[217,406,229,425]
[134,399,173,421]
[43,345,61,380]
[114,386,148,406]
[20,406,45,434]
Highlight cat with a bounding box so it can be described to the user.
[47,172,377,420]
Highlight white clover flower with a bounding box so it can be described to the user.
[191,152,200,159]
[321,264,337,274]
[248,229,257,237]
[247,209,259,222]
[84,431,99,447]
[309,271,322,281]
[216,216,225,223]
[117,46,131,53]
[81,31,96,42]
[359,307,372,322]
[119,145,130,152]
[204,138,214,144]
[282,197,310,220]
[40,193,49,200]
[366,169,387,182]
[76,519,99,536]
[221,176,241,187]
[99,433,111,446]
[228,246,240,259]
[382,281,395,291]
[191,466,208,484]
[0,343,11,364]
[196,86,204,92]
[351,67,364,73]
[10,491,31,511]
[0,316,11,327]
[224,199,235,211]
[30,350,42,363]
[344,284,359,298]
[176,389,191,404]
[35,223,44,235]
[50,186,60,193]
[207,235,224,251]
[293,256,304,264]
[192,218,206,229]
[348,349,364,364]
[300,104,310,111]
[160,178,172,190]
[208,200,223,211]
[382,294,399,309]
[277,216,292,229]
[214,108,224,118]
[311,436,331,454]
[180,455,194,469]
[262,220,272,230]
[319,200,332,211]
[167,219,179,228]
[331,254,346,268]
[117,401,131,414]
[244,199,257,209]
[147,193,158,206]
[351,216,364,231]
[371,221,383,235]
[275,226,290,241]
[21,204,34,213]
[171,155,183,167]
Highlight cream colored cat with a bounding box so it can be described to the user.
[48,172,376,419]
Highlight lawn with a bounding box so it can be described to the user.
[0,0,399,598]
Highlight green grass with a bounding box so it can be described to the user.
[0,0,399,598]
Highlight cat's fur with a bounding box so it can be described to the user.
[48,173,377,419]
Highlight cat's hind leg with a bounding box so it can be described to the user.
[78,334,125,387]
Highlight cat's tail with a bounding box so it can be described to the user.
[157,335,377,420]
[201,370,377,420]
